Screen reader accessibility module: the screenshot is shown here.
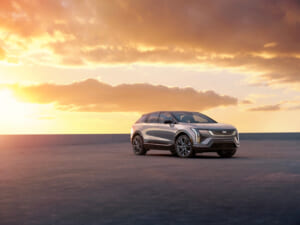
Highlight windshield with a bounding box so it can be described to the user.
[172,112,217,123]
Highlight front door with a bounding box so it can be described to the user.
[155,112,177,145]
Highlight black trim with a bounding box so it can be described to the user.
[193,147,237,153]
[144,143,174,150]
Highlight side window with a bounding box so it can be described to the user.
[136,114,148,123]
[146,112,160,123]
[158,112,174,123]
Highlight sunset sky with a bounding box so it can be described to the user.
[0,0,300,133]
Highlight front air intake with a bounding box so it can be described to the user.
[210,129,236,136]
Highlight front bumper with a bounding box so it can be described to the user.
[191,129,240,151]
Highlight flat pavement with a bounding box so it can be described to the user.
[0,140,299,225]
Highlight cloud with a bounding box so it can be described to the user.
[264,42,278,48]
[247,98,300,111]
[1,79,237,112]
[0,46,5,60]
[287,105,300,110]
[248,104,281,111]
[240,99,253,104]
[1,0,300,85]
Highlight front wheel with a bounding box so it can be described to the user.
[132,135,147,155]
[217,148,236,158]
[175,134,194,158]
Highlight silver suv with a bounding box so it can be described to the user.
[131,111,239,158]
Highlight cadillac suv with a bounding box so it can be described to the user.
[130,111,239,158]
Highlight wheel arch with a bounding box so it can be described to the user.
[174,130,194,145]
[131,130,144,143]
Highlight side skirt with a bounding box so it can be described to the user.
[144,143,174,150]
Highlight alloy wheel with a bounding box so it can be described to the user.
[132,135,146,155]
[175,135,193,158]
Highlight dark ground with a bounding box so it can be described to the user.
[0,140,299,225]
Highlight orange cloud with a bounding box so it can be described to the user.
[241,99,253,104]
[287,105,300,110]
[1,0,300,85]
[0,46,5,60]
[1,79,237,112]
[248,104,281,111]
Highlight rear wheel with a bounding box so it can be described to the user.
[217,148,236,158]
[132,135,147,155]
[175,134,194,158]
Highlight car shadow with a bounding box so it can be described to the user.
[145,152,248,159]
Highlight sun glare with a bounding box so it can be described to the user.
[0,89,35,119]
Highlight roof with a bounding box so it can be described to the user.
[143,111,199,115]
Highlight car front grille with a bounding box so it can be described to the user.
[210,129,236,136]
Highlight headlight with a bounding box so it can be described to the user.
[191,128,201,143]
[236,130,239,141]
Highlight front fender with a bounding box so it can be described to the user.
[131,130,143,143]
[174,129,194,145]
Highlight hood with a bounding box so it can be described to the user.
[180,122,236,130]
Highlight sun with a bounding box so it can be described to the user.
[0,88,59,134]
[0,89,35,119]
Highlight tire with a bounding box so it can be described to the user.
[175,134,194,158]
[217,148,236,158]
[132,135,147,155]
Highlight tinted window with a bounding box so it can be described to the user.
[158,112,174,123]
[136,114,148,123]
[172,112,216,123]
[146,112,160,123]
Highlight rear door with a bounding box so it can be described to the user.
[141,112,160,144]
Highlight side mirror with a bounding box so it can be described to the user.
[164,120,175,124]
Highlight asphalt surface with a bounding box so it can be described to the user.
[0,140,299,225]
